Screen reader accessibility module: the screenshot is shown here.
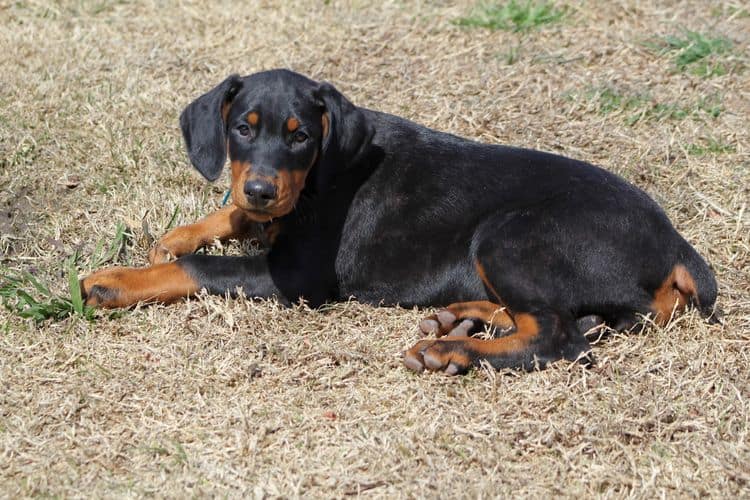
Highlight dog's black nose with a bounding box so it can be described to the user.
[244,180,277,207]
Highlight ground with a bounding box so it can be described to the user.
[1,0,749,497]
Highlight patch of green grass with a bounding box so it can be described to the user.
[577,87,723,126]
[455,1,566,32]
[0,258,96,323]
[696,96,724,118]
[626,101,689,125]
[711,5,750,18]
[592,88,649,115]
[687,138,736,156]
[0,223,132,323]
[648,31,733,77]
[89,222,129,269]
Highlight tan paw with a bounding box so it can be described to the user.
[79,267,130,308]
[148,227,200,265]
[403,338,476,376]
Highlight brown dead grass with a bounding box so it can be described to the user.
[1,0,749,497]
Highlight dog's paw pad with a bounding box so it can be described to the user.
[447,319,474,337]
[418,308,463,337]
[402,338,474,376]
[403,353,425,372]
[419,318,439,335]
[436,309,457,326]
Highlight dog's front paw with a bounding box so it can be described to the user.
[79,267,130,308]
[148,244,174,265]
[403,338,476,376]
[148,227,200,265]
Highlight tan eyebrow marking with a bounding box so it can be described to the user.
[286,117,300,132]
[247,112,259,126]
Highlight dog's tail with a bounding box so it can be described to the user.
[677,242,719,323]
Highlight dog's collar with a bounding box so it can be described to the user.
[221,189,232,206]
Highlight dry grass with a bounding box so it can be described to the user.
[1,0,749,497]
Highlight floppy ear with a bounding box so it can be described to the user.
[315,82,374,177]
[179,74,243,181]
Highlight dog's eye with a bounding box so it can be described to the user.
[237,124,250,136]
[293,131,308,143]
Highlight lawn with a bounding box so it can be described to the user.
[1,0,748,496]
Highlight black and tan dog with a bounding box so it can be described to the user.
[81,69,717,375]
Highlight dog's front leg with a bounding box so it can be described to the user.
[148,205,257,265]
[80,255,281,308]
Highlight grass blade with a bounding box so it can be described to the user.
[68,262,84,316]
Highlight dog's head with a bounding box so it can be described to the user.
[179,69,373,222]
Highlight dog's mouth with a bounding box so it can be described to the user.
[230,161,311,222]
[237,203,293,223]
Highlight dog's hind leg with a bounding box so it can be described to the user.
[404,213,594,374]
[403,256,592,374]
